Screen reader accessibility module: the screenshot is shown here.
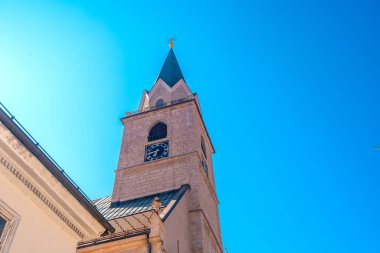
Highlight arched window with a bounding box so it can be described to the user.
[148,122,167,142]
[156,99,165,108]
[201,136,207,158]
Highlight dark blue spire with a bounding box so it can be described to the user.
[156,48,185,87]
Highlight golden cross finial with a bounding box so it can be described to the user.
[168,37,175,48]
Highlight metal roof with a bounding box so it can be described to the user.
[93,184,190,221]
[155,48,185,87]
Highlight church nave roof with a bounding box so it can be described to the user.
[93,184,189,221]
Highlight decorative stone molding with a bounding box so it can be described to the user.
[0,199,20,253]
[0,155,85,238]
[0,123,32,163]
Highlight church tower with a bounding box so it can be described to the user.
[111,44,223,252]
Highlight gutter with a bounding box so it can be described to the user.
[77,230,147,249]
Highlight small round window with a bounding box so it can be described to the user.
[156,99,165,108]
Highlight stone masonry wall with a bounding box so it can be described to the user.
[112,100,222,251]
[116,102,196,170]
[148,83,172,108]
[192,111,216,190]
[112,153,196,203]
[147,80,191,109]
[172,85,188,101]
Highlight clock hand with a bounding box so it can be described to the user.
[147,150,159,156]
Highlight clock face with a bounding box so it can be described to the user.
[145,141,169,162]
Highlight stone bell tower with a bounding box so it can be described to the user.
[112,44,223,252]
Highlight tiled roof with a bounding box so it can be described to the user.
[93,184,189,221]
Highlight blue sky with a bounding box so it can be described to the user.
[1,0,380,252]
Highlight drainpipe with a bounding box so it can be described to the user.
[146,229,152,253]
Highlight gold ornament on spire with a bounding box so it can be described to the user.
[168,37,175,48]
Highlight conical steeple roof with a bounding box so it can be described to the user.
[156,48,185,87]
